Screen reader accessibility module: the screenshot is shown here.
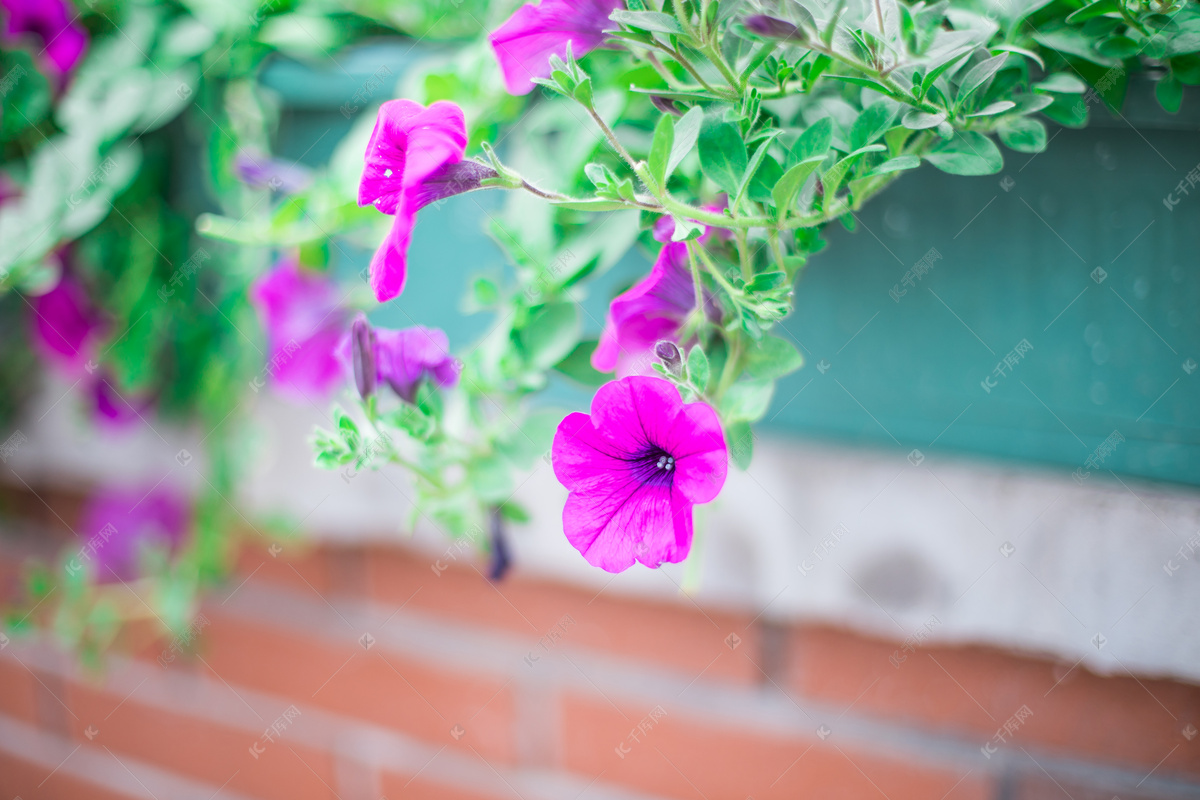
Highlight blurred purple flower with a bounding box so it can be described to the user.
[249,259,348,400]
[1,0,87,79]
[76,485,189,582]
[551,376,727,572]
[359,100,495,303]
[489,0,623,95]
[592,218,726,378]
[234,151,312,195]
[343,316,460,403]
[29,270,99,372]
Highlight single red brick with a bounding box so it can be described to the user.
[194,608,517,763]
[379,770,506,800]
[790,624,1200,779]
[0,750,138,800]
[63,679,338,800]
[561,693,989,800]
[0,656,39,724]
[363,544,759,683]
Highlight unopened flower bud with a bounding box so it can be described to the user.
[655,341,683,377]
[650,95,683,117]
[351,313,377,399]
[743,14,807,43]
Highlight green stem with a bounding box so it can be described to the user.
[735,229,752,280]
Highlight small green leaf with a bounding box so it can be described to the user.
[849,102,897,150]
[1156,74,1183,113]
[610,9,686,34]
[520,303,580,370]
[687,345,711,392]
[667,105,704,177]
[554,340,612,386]
[864,155,921,176]
[726,421,755,470]
[699,120,748,195]
[790,117,833,164]
[648,114,675,187]
[956,54,1009,106]
[997,117,1047,152]
[720,379,775,423]
[924,131,1003,175]
[1065,0,1121,24]
[746,336,804,379]
[968,100,1017,116]
[902,110,946,130]
[772,156,824,211]
[1034,72,1089,94]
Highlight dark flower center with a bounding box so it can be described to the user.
[632,446,676,488]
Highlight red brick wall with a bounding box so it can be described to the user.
[0,524,1198,799]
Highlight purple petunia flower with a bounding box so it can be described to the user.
[76,485,189,582]
[592,217,724,378]
[343,314,460,403]
[358,100,497,303]
[1,0,88,80]
[234,151,313,195]
[489,0,624,96]
[552,376,727,573]
[249,259,349,400]
[29,271,99,372]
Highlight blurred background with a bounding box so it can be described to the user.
[0,0,1198,798]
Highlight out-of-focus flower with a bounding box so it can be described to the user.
[0,0,88,79]
[349,313,377,400]
[340,316,460,403]
[551,376,727,572]
[76,485,190,582]
[29,271,99,372]
[234,151,313,195]
[591,223,725,378]
[358,100,497,303]
[249,259,348,400]
[489,0,624,96]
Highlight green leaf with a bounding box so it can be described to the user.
[1040,92,1089,128]
[850,102,897,150]
[554,340,612,387]
[610,9,686,34]
[991,44,1044,69]
[667,105,704,177]
[790,117,834,167]
[864,155,921,176]
[726,421,755,470]
[748,155,783,204]
[1065,0,1122,24]
[955,54,1008,106]
[1035,73,1088,93]
[997,117,1047,152]
[687,345,711,392]
[772,156,824,211]
[648,113,675,187]
[746,336,804,379]
[699,120,748,196]
[924,131,1003,175]
[821,145,886,209]
[969,100,1017,116]
[720,379,775,423]
[1156,74,1183,113]
[920,49,972,97]
[735,130,782,206]
[519,303,580,370]
[902,110,946,129]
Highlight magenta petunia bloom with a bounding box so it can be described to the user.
[552,376,727,572]
[489,0,624,96]
[1,0,87,79]
[29,271,99,372]
[358,100,497,303]
[249,259,348,400]
[592,219,723,378]
[76,485,190,582]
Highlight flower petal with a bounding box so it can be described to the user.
[358,100,466,213]
[369,205,415,303]
[563,480,691,572]
[669,401,728,504]
[488,0,623,95]
[589,375,683,453]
